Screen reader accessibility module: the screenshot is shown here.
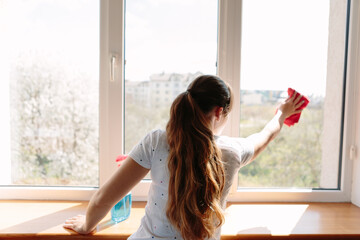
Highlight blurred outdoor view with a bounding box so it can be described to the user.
[238,94,324,187]
[124,0,218,152]
[0,0,345,188]
[0,0,99,186]
[124,0,344,188]
[237,0,345,188]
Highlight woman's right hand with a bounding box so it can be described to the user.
[245,90,306,164]
[63,215,94,235]
[277,91,304,119]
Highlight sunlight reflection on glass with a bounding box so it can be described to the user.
[222,204,309,235]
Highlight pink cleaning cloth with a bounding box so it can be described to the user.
[282,88,309,127]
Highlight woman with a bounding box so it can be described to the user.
[64,75,304,239]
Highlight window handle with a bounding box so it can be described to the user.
[110,55,116,82]
[350,145,356,161]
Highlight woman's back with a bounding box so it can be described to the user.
[128,129,254,240]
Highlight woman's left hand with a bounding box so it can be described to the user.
[63,215,94,234]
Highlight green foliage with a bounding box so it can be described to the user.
[125,103,170,153]
[125,100,325,188]
[239,103,323,188]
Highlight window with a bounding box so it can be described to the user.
[1,0,358,202]
[124,0,218,154]
[238,0,342,189]
[0,0,99,187]
[0,0,123,200]
[219,0,354,201]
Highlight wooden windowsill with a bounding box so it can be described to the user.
[0,201,359,239]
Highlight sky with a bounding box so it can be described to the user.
[1,0,335,97]
[124,0,218,81]
[124,0,332,96]
[0,0,99,77]
[240,0,330,96]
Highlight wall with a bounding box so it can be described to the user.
[351,0,360,207]
[320,0,348,188]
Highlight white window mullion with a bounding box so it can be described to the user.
[217,0,242,196]
[99,0,151,201]
[217,0,242,139]
[99,0,125,187]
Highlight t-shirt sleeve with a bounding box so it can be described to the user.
[128,130,159,169]
[231,137,255,168]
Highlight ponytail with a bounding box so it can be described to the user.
[166,75,232,240]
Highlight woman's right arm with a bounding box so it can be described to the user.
[245,91,304,163]
[63,157,149,234]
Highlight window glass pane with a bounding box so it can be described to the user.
[124,0,218,155]
[0,0,99,187]
[239,0,346,188]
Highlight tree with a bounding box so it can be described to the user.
[11,51,99,186]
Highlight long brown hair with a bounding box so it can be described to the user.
[166,75,232,239]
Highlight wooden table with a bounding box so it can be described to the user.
[0,201,360,239]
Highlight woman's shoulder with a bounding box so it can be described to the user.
[147,129,167,140]
[142,129,168,147]
[216,135,252,149]
[216,135,255,168]
[142,129,165,139]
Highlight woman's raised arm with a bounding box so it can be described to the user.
[246,91,304,163]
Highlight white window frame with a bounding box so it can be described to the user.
[1,0,359,202]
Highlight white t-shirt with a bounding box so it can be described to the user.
[128,129,254,240]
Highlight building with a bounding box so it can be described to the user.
[125,72,202,108]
